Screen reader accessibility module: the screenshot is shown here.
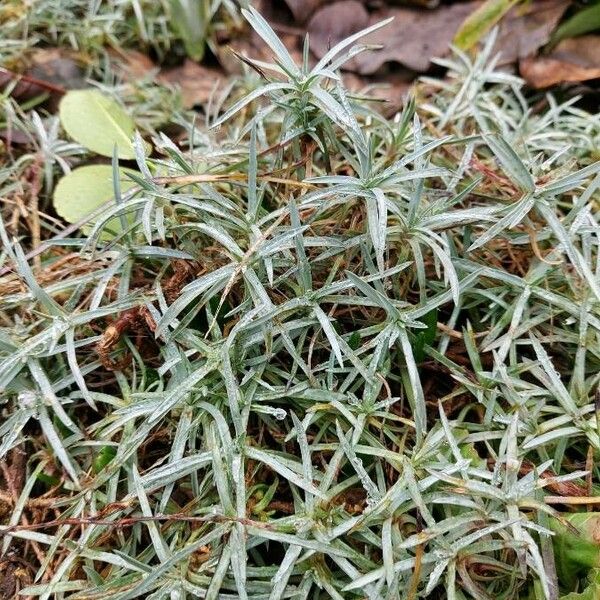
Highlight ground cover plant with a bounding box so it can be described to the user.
[1,4,600,600]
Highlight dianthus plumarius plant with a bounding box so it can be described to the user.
[1,6,600,599]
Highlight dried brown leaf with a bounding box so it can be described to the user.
[493,0,570,64]
[158,59,224,108]
[0,48,82,102]
[309,1,479,74]
[110,49,157,80]
[110,51,225,109]
[283,0,332,24]
[283,0,439,24]
[520,35,600,88]
[307,1,370,69]
[28,48,85,89]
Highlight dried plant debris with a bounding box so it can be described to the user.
[492,0,570,64]
[1,6,600,600]
[521,35,600,88]
[304,0,570,75]
[309,0,480,73]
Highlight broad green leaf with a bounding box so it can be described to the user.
[170,0,208,61]
[413,307,438,363]
[454,0,519,50]
[552,5,600,45]
[59,90,140,159]
[550,513,600,590]
[53,165,139,236]
[92,445,117,473]
[560,568,600,599]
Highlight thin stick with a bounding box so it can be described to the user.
[0,512,273,536]
[0,66,66,95]
[544,496,600,505]
[27,157,43,270]
[151,172,315,189]
[407,543,424,600]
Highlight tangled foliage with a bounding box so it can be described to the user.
[0,0,240,66]
[1,8,600,599]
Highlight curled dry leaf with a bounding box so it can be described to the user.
[282,0,567,75]
[282,0,438,23]
[110,51,225,109]
[520,35,600,88]
[0,67,63,102]
[308,1,369,70]
[0,48,82,103]
[109,49,157,80]
[492,0,570,64]
[28,48,86,90]
[158,59,224,108]
[309,1,479,74]
[283,0,331,24]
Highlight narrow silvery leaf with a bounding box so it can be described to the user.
[247,123,259,221]
[132,465,170,563]
[313,304,344,367]
[399,329,427,444]
[312,17,394,72]
[242,7,300,76]
[485,133,535,192]
[211,83,291,128]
